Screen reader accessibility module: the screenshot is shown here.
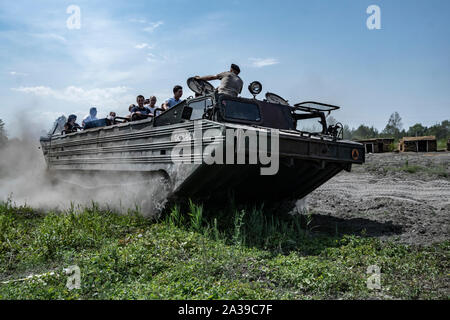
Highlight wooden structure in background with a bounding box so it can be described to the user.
[354,138,394,153]
[399,136,437,152]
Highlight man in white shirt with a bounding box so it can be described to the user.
[82,107,98,127]
[147,96,160,116]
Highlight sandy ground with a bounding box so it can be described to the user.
[306,152,450,245]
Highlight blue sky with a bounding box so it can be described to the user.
[0,0,449,136]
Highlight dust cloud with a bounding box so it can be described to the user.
[0,130,170,217]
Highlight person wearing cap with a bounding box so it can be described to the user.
[195,64,243,97]
[63,114,82,134]
[82,107,98,127]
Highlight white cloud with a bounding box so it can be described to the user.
[143,21,164,33]
[9,71,28,76]
[12,86,133,108]
[135,43,151,49]
[14,86,55,96]
[130,18,147,24]
[31,33,67,43]
[146,53,157,62]
[146,52,170,64]
[249,58,280,68]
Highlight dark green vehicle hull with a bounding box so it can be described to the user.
[40,117,364,206]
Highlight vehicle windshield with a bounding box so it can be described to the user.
[296,117,323,132]
[189,98,213,120]
[222,99,261,122]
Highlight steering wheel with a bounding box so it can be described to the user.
[187,77,215,95]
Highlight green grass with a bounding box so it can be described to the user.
[396,161,448,177]
[0,199,448,300]
[437,139,449,151]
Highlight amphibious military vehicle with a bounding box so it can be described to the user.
[40,79,365,207]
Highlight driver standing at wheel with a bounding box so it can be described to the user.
[195,64,243,97]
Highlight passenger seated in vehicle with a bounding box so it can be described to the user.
[63,114,82,134]
[131,95,153,121]
[106,111,116,125]
[82,107,98,127]
[107,111,116,120]
[195,64,243,97]
[162,85,183,110]
[147,96,161,116]
[123,104,135,122]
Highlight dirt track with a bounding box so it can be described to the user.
[306,152,450,245]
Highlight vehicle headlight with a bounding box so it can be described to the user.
[248,81,263,97]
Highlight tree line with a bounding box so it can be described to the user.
[339,112,450,142]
